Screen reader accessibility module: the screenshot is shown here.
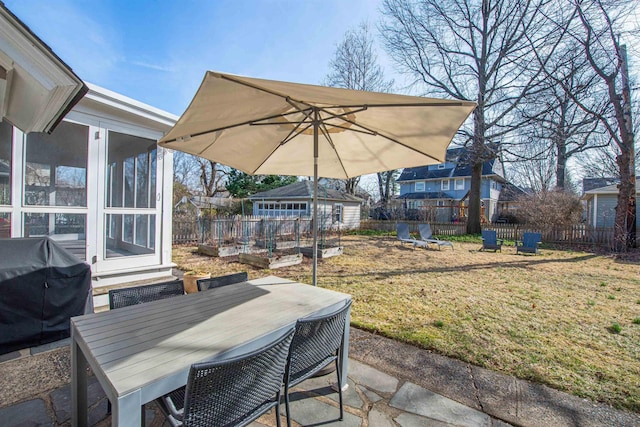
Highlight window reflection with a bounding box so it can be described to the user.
[0,120,12,206]
[24,122,88,207]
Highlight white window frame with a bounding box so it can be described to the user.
[437,164,446,169]
[333,203,343,223]
[455,178,464,190]
[415,182,425,192]
[441,179,450,191]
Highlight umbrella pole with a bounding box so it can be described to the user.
[312,108,319,286]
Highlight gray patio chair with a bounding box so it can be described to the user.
[196,271,248,292]
[108,279,184,310]
[418,224,454,251]
[158,327,295,427]
[284,300,352,427]
[396,223,419,246]
[516,232,541,255]
[481,230,503,252]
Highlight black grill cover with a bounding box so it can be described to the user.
[0,237,92,354]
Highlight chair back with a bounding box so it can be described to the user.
[396,223,411,240]
[418,223,434,240]
[197,271,248,292]
[482,230,497,245]
[523,232,541,248]
[286,300,352,387]
[182,327,295,427]
[109,279,184,310]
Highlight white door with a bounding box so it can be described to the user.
[94,130,162,272]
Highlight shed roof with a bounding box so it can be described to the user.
[249,181,362,203]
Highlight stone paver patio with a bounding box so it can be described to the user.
[1,328,639,426]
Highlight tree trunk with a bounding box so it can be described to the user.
[467,162,483,234]
[556,138,567,190]
[466,105,485,235]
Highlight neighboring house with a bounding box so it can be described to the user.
[396,147,506,222]
[496,182,531,222]
[0,3,178,308]
[248,181,362,229]
[582,179,640,229]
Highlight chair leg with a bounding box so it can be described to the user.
[285,383,292,427]
[336,359,343,421]
[275,391,282,427]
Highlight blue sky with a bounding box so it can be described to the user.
[5,0,396,116]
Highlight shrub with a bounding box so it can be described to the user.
[514,190,583,229]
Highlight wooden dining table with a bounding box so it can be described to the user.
[71,275,351,427]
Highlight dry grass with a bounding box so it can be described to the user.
[173,235,640,412]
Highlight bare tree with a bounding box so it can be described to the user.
[511,47,608,190]
[173,152,227,197]
[325,22,395,202]
[552,0,638,250]
[380,0,550,233]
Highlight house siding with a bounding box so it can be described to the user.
[342,204,360,229]
[254,198,360,229]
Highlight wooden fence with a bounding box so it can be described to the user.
[173,215,314,245]
[175,216,628,248]
[360,220,623,247]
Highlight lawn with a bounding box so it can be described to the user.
[172,234,640,412]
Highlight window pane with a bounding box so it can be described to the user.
[150,150,157,208]
[135,214,148,246]
[24,122,88,206]
[0,120,12,205]
[123,214,134,243]
[23,213,86,259]
[124,158,135,207]
[136,153,149,208]
[107,132,156,208]
[105,213,156,258]
[0,213,10,237]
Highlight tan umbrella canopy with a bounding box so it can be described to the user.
[159,71,475,285]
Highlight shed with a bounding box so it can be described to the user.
[249,181,362,229]
[582,182,639,228]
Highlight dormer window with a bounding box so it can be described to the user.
[415,182,425,192]
[437,164,446,170]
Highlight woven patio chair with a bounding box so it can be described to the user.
[284,300,352,427]
[196,271,248,292]
[158,327,295,427]
[108,279,184,310]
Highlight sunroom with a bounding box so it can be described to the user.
[0,84,177,307]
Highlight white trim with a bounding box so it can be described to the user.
[0,6,85,133]
[455,178,464,190]
[415,181,425,192]
[441,179,450,191]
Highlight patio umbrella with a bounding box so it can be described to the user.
[159,72,475,285]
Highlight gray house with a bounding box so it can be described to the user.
[249,181,362,229]
[582,180,640,228]
[396,147,506,222]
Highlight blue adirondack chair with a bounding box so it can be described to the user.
[481,230,502,252]
[516,232,541,255]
